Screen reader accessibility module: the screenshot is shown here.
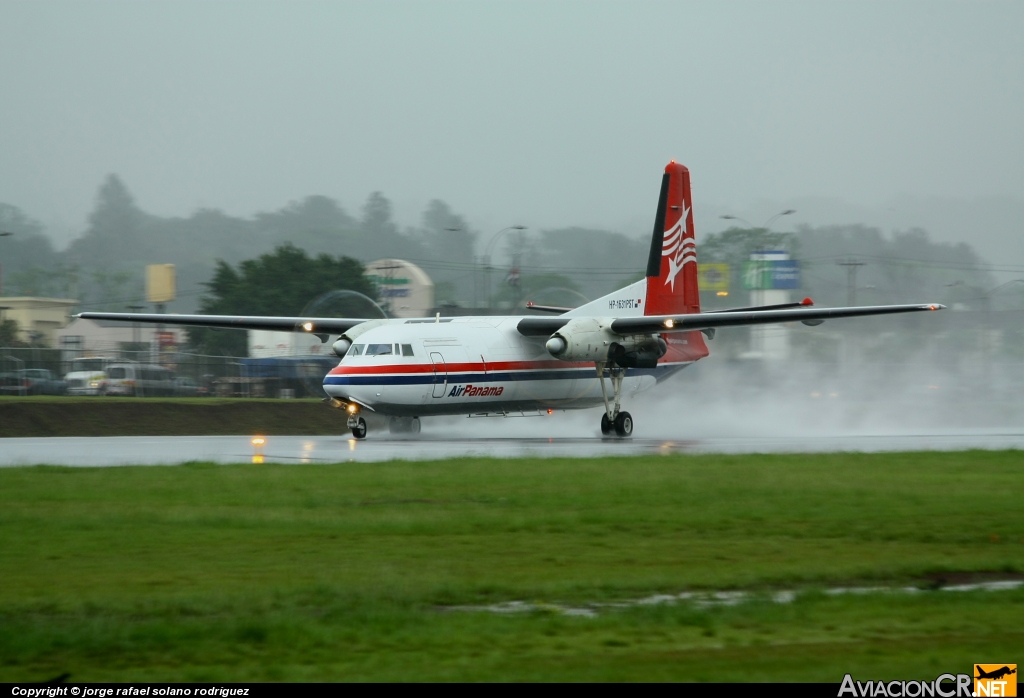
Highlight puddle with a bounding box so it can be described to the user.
[443,580,1023,617]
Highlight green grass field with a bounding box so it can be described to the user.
[1,451,1021,681]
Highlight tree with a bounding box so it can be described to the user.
[188,244,378,356]
[415,199,478,301]
[0,318,22,346]
[0,203,59,296]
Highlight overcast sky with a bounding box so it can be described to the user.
[1,1,1022,260]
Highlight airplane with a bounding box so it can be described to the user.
[976,666,1016,681]
[78,161,944,439]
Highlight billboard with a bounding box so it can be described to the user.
[742,260,801,290]
[146,264,176,303]
[698,263,730,292]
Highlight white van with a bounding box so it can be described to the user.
[105,363,176,397]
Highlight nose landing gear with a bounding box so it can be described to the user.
[349,416,367,439]
[596,361,633,437]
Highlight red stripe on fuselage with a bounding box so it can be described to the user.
[328,349,706,377]
[328,359,593,376]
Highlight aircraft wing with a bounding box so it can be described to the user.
[75,312,370,335]
[610,303,944,334]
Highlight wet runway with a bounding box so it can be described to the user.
[3,427,1024,467]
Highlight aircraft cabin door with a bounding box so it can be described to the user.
[430,352,447,398]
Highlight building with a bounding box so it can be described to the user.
[55,316,186,356]
[0,296,79,346]
[741,250,801,361]
[365,259,434,318]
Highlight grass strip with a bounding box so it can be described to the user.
[1,451,1021,681]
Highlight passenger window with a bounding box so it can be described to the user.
[401,344,414,357]
[350,344,363,356]
[366,343,393,356]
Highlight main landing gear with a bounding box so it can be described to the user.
[596,361,633,437]
[388,416,421,435]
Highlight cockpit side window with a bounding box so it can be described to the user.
[350,344,364,356]
[366,343,393,356]
[401,344,414,357]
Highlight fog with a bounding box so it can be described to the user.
[1,1,1022,257]
[3,1,1024,445]
[427,308,1024,445]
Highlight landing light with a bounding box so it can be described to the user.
[663,319,675,329]
[252,436,265,446]
[347,403,358,414]
[302,322,314,331]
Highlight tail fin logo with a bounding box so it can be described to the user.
[662,206,694,291]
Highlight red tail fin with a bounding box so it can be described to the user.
[644,162,699,316]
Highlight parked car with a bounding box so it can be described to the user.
[174,376,208,397]
[0,372,27,395]
[105,363,176,397]
[19,369,68,395]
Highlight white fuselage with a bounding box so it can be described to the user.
[323,316,695,417]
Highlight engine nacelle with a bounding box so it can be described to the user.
[331,319,390,359]
[545,318,667,368]
[332,338,352,357]
[607,336,667,369]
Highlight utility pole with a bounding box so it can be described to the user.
[373,261,402,317]
[0,231,14,296]
[128,305,145,353]
[837,259,866,306]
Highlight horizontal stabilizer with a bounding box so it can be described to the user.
[524,302,574,314]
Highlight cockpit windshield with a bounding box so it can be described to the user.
[365,343,393,356]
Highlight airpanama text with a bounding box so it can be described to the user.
[448,384,504,397]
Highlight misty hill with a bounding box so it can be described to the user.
[0,175,1007,317]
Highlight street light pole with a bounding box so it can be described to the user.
[127,304,145,353]
[719,209,795,233]
[0,231,13,296]
[719,210,796,303]
[482,225,526,310]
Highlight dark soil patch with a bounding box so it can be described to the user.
[0,398,347,437]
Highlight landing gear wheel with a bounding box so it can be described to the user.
[600,413,613,435]
[388,417,422,435]
[613,411,633,437]
[351,417,367,439]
